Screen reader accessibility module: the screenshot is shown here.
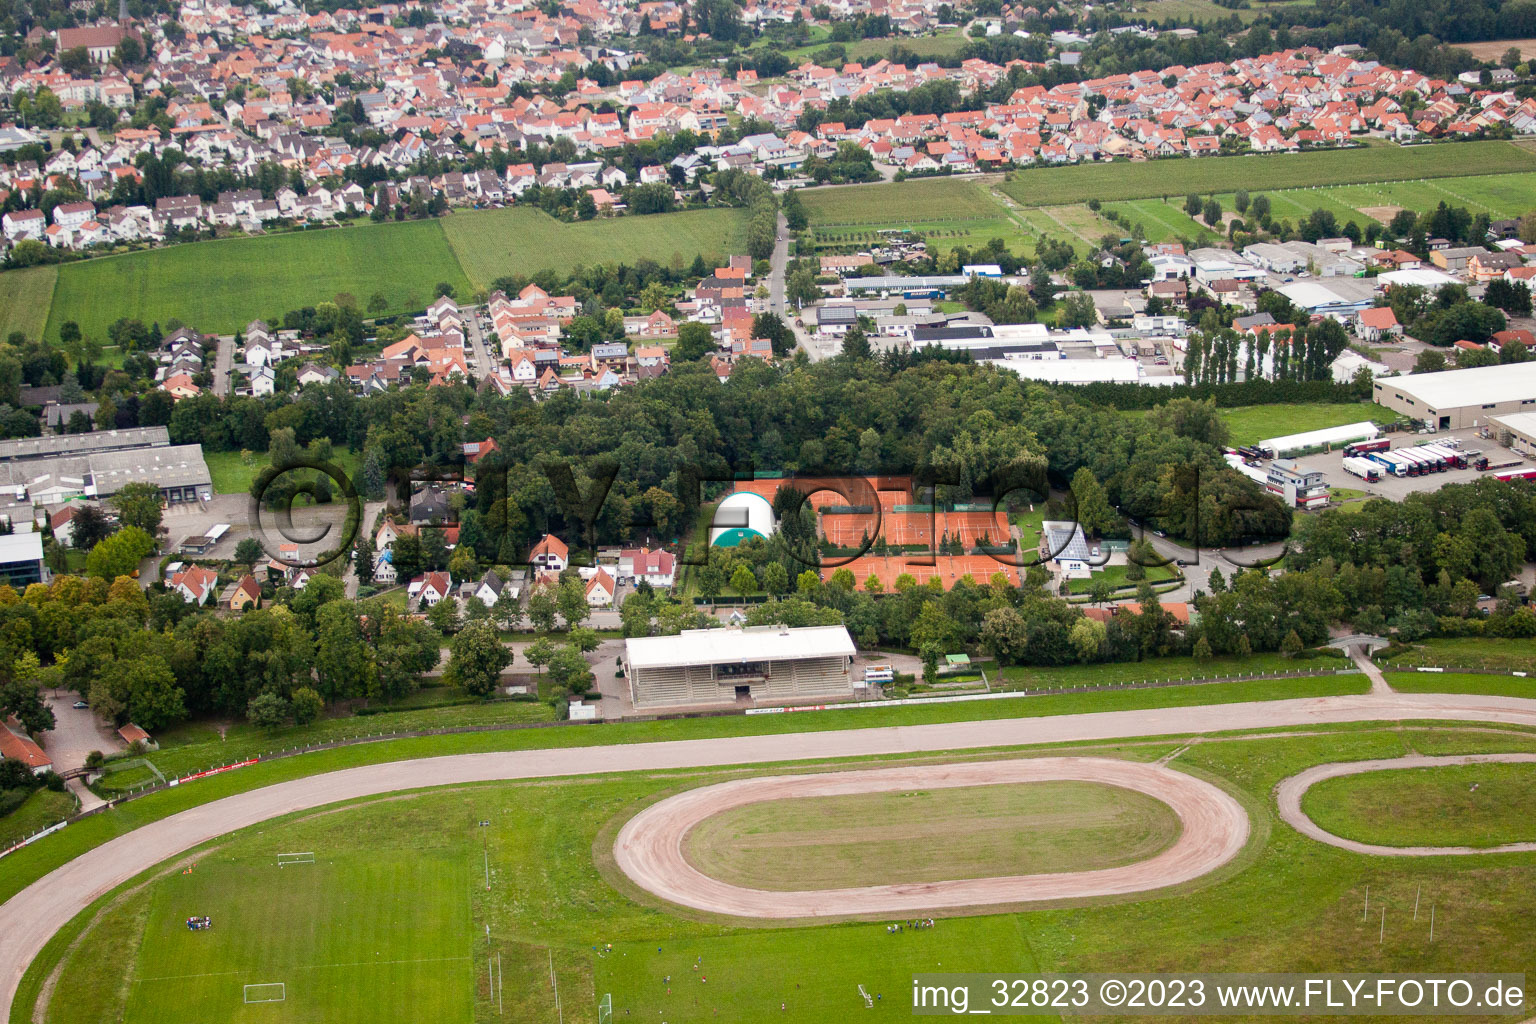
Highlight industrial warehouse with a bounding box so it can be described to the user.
[622,624,856,709]
[1373,362,1536,430]
[0,427,212,510]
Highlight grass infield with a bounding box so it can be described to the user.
[1301,762,1536,848]
[683,780,1182,889]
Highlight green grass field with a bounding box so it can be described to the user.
[1379,638,1536,675]
[0,265,58,342]
[999,141,1536,208]
[203,447,362,496]
[34,725,1536,1024]
[1302,762,1536,848]
[0,787,75,848]
[1384,672,1536,698]
[1217,403,1379,447]
[442,207,747,291]
[1138,0,1315,23]
[685,780,1180,889]
[42,220,472,342]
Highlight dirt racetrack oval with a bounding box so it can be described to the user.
[613,756,1250,918]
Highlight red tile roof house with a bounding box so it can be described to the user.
[1,718,52,775]
[1355,306,1401,342]
[530,534,569,572]
[169,564,219,605]
[118,722,158,750]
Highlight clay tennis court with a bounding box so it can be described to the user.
[828,553,1022,588]
[820,508,1013,548]
[612,757,1250,918]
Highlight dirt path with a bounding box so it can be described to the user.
[1274,752,1536,857]
[613,757,1248,918]
[7,691,1536,1019]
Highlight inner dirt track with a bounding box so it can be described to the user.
[1275,752,1536,857]
[613,757,1249,917]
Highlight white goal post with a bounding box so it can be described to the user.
[276,852,314,866]
[244,983,286,1003]
[597,993,612,1024]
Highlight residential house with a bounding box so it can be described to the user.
[224,574,261,611]
[530,533,569,572]
[1356,306,1402,342]
[584,567,615,607]
[170,564,219,605]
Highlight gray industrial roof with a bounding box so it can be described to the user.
[0,427,171,462]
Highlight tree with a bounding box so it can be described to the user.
[556,574,590,628]
[1234,189,1249,214]
[1192,635,1213,662]
[0,672,55,736]
[525,637,556,679]
[1184,193,1203,217]
[427,594,460,634]
[566,626,601,653]
[841,325,870,360]
[111,482,164,536]
[547,645,593,694]
[729,564,758,597]
[447,621,513,697]
[1069,617,1106,662]
[761,561,789,596]
[753,313,793,357]
[69,504,115,550]
[1280,629,1304,658]
[85,526,155,579]
[978,607,1028,665]
[234,537,264,565]
[247,691,290,728]
[675,321,715,361]
[290,687,324,725]
[527,586,559,633]
[1413,349,1447,374]
[1202,198,1223,227]
[1069,466,1116,538]
[1058,291,1098,329]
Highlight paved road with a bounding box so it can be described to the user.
[6,690,1536,1018]
[614,757,1248,917]
[1275,753,1536,856]
[211,334,234,397]
[768,211,789,317]
[464,305,493,374]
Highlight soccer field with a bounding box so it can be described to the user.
[33,725,1536,1024]
[121,851,472,1024]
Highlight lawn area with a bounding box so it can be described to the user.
[203,447,362,497]
[1384,672,1536,698]
[1379,638,1536,674]
[1064,561,1176,593]
[1216,402,1378,447]
[43,220,471,342]
[685,780,1180,889]
[997,650,1350,688]
[0,265,58,342]
[1302,762,1536,848]
[0,787,76,848]
[34,725,1536,1024]
[999,141,1536,208]
[1104,198,1216,244]
[442,206,747,291]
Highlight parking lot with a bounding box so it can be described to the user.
[1284,425,1528,503]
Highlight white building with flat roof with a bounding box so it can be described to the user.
[1374,362,1536,429]
[624,624,856,708]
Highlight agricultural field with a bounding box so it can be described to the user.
[999,141,1536,208]
[1135,0,1316,23]
[32,725,1536,1024]
[1302,762,1536,847]
[442,206,748,291]
[42,220,472,342]
[0,265,57,342]
[1461,38,1536,61]
[800,178,1033,252]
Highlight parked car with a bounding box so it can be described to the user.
[72,700,89,709]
